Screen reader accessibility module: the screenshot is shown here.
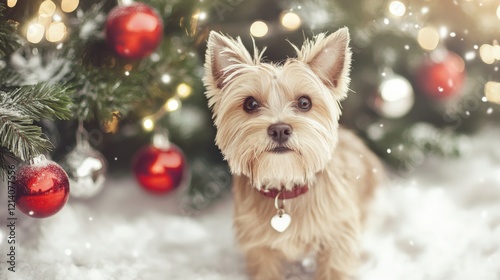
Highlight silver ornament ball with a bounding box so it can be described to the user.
[373,74,415,118]
[61,144,107,199]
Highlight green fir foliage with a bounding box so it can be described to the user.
[0,3,20,58]
[0,84,73,178]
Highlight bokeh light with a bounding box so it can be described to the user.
[165,98,180,112]
[7,0,17,8]
[46,22,66,42]
[161,74,172,84]
[61,0,79,13]
[250,21,268,37]
[493,42,500,60]
[480,44,495,64]
[27,23,45,44]
[389,1,406,17]
[176,83,192,98]
[39,0,56,17]
[142,118,155,131]
[281,12,301,30]
[485,81,500,104]
[418,27,440,50]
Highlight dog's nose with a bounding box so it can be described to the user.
[267,123,293,144]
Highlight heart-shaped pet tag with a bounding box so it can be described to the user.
[270,213,291,233]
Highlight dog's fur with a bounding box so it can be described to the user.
[203,28,384,280]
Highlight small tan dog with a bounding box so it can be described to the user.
[203,28,384,280]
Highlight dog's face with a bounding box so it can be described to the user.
[204,29,352,190]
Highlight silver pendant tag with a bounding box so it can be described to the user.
[271,190,291,233]
[271,210,291,232]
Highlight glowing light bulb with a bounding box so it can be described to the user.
[479,44,495,64]
[142,118,154,131]
[7,0,17,8]
[485,81,500,104]
[250,21,268,37]
[27,23,45,44]
[464,51,475,61]
[165,98,180,112]
[39,0,56,17]
[497,5,500,19]
[176,83,192,98]
[389,1,406,17]
[61,0,79,13]
[281,12,301,30]
[53,13,63,22]
[161,74,172,84]
[418,27,439,50]
[493,42,500,60]
[46,22,66,42]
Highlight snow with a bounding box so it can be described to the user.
[1,127,500,280]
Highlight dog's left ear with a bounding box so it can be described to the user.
[296,28,352,99]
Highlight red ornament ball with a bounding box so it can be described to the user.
[15,158,70,218]
[105,3,163,59]
[133,144,186,194]
[417,51,466,99]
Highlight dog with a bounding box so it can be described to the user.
[203,28,384,280]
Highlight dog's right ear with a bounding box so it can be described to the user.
[204,31,256,90]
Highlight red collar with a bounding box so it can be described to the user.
[259,185,309,200]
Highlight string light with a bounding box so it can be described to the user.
[46,22,66,42]
[61,0,79,13]
[7,0,17,8]
[26,23,45,44]
[250,21,268,37]
[493,41,500,60]
[142,118,155,131]
[485,81,500,104]
[165,98,180,112]
[176,83,192,98]
[161,74,172,84]
[39,0,56,17]
[480,44,495,64]
[281,12,301,30]
[497,5,500,19]
[418,27,439,50]
[141,82,193,131]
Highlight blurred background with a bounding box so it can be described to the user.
[1,1,500,279]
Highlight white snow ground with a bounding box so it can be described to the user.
[1,127,499,280]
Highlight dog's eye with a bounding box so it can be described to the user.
[243,97,260,113]
[297,96,312,111]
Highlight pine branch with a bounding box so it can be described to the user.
[0,84,74,121]
[0,4,21,58]
[0,149,10,181]
[0,83,74,179]
[0,108,53,161]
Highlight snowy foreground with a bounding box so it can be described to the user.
[1,128,500,280]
